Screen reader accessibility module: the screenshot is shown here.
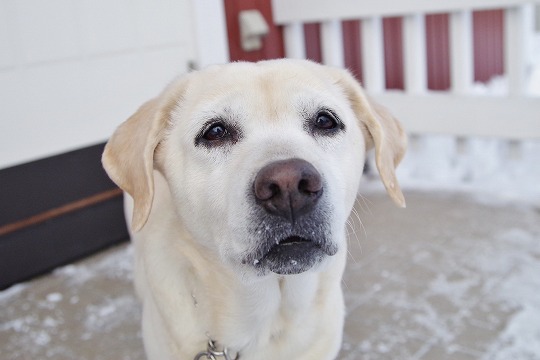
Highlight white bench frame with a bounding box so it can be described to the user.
[272,0,540,140]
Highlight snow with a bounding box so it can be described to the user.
[46,293,63,303]
[0,246,143,360]
[391,135,540,207]
[0,283,28,301]
[478,228,540,359]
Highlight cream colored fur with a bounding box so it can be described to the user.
[102,59,406,360]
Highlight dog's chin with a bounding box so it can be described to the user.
[254,236,336,275]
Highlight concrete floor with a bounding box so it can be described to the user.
[1,190,540,359]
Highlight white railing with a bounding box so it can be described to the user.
[272,0,540,140]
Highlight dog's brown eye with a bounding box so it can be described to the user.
[307,109,344,137]
[315,111,338,130]
[203,123,227,141]
[196,120,242,148]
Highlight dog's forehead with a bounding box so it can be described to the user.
[201,60,332,88]
[183,61,339,112]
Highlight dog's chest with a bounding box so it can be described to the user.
[192,275,324,356]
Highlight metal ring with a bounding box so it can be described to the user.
[194,339,238,360]
[194,351,216,360]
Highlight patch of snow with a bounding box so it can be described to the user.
[0,284,27,301]
[471,76,509,96]
[43,316,60,328]
[360,340,372,352]
[429,273,480,303]
[33,331,51,346]
[53,244,134,287]
[480,244,540,359]
[482,304,540,360]
[46,292,63,303]
[84,295,139,333]
[376,342,390,353]
[390,134,540,207]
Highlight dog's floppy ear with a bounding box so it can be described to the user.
[102,79,186,231]
[332,68,407,207]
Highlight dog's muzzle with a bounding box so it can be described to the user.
[247,159,337,275]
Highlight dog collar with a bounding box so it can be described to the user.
[194,339,239,360]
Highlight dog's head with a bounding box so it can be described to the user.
[103,59,406,277]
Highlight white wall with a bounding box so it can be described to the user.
[0,0,196,169]
[191,0,230,69]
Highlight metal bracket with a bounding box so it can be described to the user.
[239,10,269,51]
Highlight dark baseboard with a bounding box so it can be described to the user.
[0,143,129,290]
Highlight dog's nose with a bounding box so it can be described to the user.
[253,159,323,223]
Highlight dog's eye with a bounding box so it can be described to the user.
[202,123,228,141]
[196,120,242,148]
[315,111,338,130]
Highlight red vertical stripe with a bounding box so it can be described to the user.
[303,23,323,63]
[426,14,451,90]
[473,10,504,82]
[342,20,363,82]
[383,17,404,90]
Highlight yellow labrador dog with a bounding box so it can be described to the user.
[102,59,406,360]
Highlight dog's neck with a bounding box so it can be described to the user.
[189,270,318,353]
[186,240,343,353]
[142,226,346,358]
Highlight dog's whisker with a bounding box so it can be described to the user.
[356,192,373,216]
[351,206,367,240]
[349,207,367,258]
[345,219,362,263]
[341,277,350,291]
[346,247,357,264]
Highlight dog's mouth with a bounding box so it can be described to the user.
[254,236,329,275]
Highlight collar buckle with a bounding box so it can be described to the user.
[194,339,239,360]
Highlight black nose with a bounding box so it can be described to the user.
[253,159,323,223]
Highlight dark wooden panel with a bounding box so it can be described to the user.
[0,143,116,227]
[0,143,129,289]
[0,196,127,289]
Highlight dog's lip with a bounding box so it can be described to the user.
[252,236,314,265]
[249,235,336,275]
[275,235,312,246]
[263,235,319,258]
[255,237,325,275]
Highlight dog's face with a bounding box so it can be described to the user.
[103,59,406,278]
[164,61,367,276]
